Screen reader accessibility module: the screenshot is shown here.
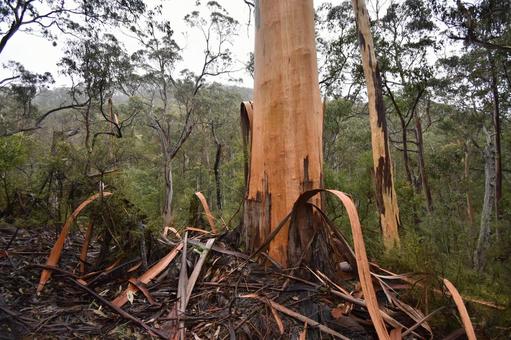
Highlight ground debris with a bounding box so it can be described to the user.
[1,223,481,339]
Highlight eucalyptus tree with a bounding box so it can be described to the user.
[316,1,360,98]
[0,0,146,137]
[438,49,509,272]
[352,0,401,248]
[432,0,510,270]
[433,0,511,216]
[376,0,439,213]
[130,2,238,229]
[0,0,145,56]
[59,33,139,159]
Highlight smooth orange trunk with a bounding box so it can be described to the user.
[244,0,323,267]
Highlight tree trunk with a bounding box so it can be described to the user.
[211,125,223,212]
[489,54,502,218]
[415,114,433,212]
[163,158,173,229]
[464,141,475,226]
[352,0,401,249]
[399,116,414,187]
[243,0,324,267]
[1,174,10,214]
[213,141,222,212]
[474,129,496,272]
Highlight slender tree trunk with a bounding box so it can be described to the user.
[1,174,10,214]
[139,222,148,271]
[163,157,173,229]
[244,0,324,267]
[464,141,475,225]
[352,0,401,249]
[489,54,502,217]
[399,116,414,187]
[213,140,223,212]
[415,114,433,212]
[474,130,496,272]
[83,104,93,175]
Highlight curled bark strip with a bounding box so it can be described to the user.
[37,192,113,293]
[292,189,390,339]
[112,242,183,308]
[79,222,94,275]
[240,101,253,189]
[443,279,477,340]
[194,192,218,233]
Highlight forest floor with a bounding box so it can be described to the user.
[0,224,478,339]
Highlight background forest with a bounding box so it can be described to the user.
[1,0,510,335]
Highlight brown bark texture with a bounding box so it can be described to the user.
[243,0,324,267]
[352,0,401,249]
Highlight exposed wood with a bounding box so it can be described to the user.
[352,0,401,249]
[243,0,324,266]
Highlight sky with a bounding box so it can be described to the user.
[0,0,330,89]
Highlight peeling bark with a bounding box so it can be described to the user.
[352,0,401,249]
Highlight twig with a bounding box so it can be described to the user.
[241,294,349,339]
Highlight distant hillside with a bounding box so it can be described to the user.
[35,84,253,110]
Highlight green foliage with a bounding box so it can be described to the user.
[0,134,31,170]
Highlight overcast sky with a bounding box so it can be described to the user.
[0,0,331,89]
